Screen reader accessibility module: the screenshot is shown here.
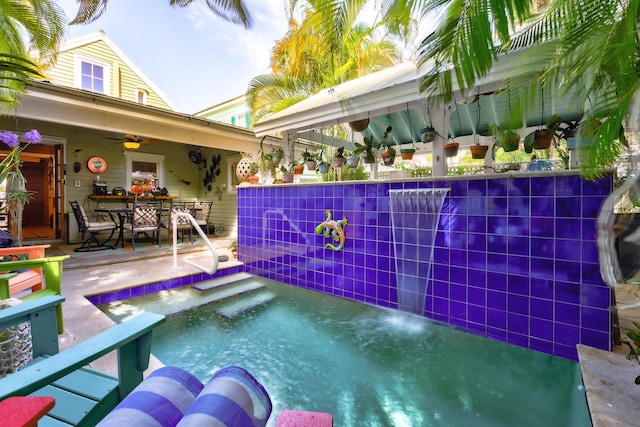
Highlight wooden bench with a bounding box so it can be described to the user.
[0,295,165,426]
[0,245,51,296]
[0,255,70,334]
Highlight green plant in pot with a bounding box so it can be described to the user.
[345,151,360,168]
[316,149,329,174]
[280,163,295,183]
[301,149,318,171]
[487,124,521,158]
[332,147,346,167]
[524,114,562,153]
[354,134,378,164]
[381,145,397,165]
[258,138,284,176]
[419,126,435,143]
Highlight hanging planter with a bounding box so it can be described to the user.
[346,155,360,168]
[317,162,329,174]
[381,151,395,166]
[443,141,459,158]
[419,126,435,143]
[348,118,370,132]
[400,148,416,160]
[532,129,554,149]
[470,144,489,159]
[381,146,396,166]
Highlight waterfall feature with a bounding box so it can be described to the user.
[389,188,450,315]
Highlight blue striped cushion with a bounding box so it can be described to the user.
[97,366,204,427]
[176,366,272,427]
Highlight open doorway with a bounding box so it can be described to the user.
[17,143,63,241]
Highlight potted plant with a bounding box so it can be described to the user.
[293,163,304,174]
[345,151,360,168]
[248,162,260,184]
[354,134,378,164]
[332,147,346,167]
[400,143,416,160]
[229,240,238,258]
[381,145,396,165]
[258,139,284,179]
[316,151,329,174]
[486,124,520,158]
[301,149,317,171]
[419,126,435,143]
[443,140,459,158]
[469,134,490,159]
[524,114,563,152]
[281,164,294,183]
[348,118,370,132]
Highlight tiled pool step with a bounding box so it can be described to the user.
[214,291,276,319]
[192,272,254,291]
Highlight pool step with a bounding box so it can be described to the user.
[203,281,266,306]
[214,291,276,319]
[192,272,254,291]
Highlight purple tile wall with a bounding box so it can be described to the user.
[237,172,614,361]
[85,265,245,306]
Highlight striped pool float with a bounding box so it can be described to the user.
[177,366,272,427]
[96,365,272,427]
[96,366,204,427]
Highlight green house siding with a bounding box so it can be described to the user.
[44,40,172,110]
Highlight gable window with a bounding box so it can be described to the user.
[136,89,148,104]
[74,55,110,95]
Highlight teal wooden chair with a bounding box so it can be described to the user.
[0,295,165,426]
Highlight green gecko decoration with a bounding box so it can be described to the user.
[315,209,348,251]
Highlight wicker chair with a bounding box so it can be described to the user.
[69,201,117,252]
[122,201,163,250]
[163,200,195,244]
[194,201,214,234]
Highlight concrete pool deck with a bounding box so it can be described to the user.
[44,240,640,426]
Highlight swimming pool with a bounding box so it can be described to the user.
[100,276,591,427]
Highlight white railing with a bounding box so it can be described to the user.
[171,212,219,274]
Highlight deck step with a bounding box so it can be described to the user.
[192,272,254,291]
[203,281,266,306]
[214,291,276,319]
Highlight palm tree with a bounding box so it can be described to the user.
[70,0,253,28]
[0,0,66,112]
[247,2,403,122]
[416,0,636,176]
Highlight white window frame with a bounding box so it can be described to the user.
[74,54,111,95]
[227,156,241,194]
[136,88,148,104]
[125,152,165,189]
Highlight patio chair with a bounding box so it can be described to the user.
[122,201,163,250]
[69,201,117,252]
[194,200,214,234]
[163,200,195,245]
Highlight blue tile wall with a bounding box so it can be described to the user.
[237,172,614,361]
[85,265,245,306]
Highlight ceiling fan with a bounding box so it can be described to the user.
[106,134,154,149]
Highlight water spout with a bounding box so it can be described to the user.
[389,188,450,315]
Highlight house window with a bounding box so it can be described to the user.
[74,55,110,95]
[136,89,148,104]
[124,152,164,193]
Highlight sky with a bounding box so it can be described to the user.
[57,0,290,114]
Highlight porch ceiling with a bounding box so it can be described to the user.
[10,81,264,153]
[254,48,585,149]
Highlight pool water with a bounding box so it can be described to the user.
[100,277,591,427]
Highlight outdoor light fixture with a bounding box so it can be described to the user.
[123,141,140,149]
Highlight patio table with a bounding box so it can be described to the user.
[95,208,130,248]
